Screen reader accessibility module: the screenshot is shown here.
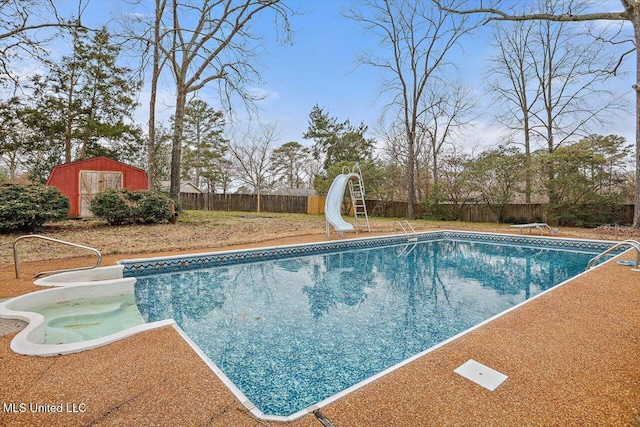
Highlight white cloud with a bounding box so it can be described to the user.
[249,86,281,103]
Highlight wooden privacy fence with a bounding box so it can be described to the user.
[180,193,635,224]
[363,200,634,224]
[307,196,325,215]
[180,193,308,213]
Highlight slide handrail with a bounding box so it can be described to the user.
[326,163,370,238]
[13,234,102,279]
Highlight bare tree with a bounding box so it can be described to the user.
[487,20,540,202]
[346,0,476,219]
[0,0,91,89]
[228,122,278,212]
[433,0,640,226]
[438,149,474,220]
[378,121,431,203]
[529,1,625,154]
[487,1,624,203]
[421,82,477,187]
[116,0,170,188]
[158,0,291,199]
[148,0,167,189]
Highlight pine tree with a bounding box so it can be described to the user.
[181,99,228,192]
[303,104,374,172]
[29,27,143,164]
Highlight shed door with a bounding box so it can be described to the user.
[79,170,123,217]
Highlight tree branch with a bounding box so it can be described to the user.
[432,0,629,23]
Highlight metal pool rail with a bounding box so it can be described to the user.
[586,239,640,271]
[13,234,102,279]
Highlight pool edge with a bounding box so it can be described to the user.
[129,230,623,422]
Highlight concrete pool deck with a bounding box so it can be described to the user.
[1,232,639,426]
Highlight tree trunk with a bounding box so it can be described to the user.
[9,154,16,182]
[524,115,532,203]
[170,86,187,199]
[522,69,532,203]
[432,147,438,187]
[80,87,97,160]
[148,86,156,190]
[407,134,416,220]
[633,13,640,228]
[64,66,76,163]
[148,0,165,190]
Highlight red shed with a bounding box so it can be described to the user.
[46,157,148,218]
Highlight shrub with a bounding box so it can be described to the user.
[547,200,627,228]
[133,190,173,224]
[423,185,456,221]
[90,188,173,225]
[0,184,70,233]
[90,188,133,225]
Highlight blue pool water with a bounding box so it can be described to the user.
[132,237,606,417]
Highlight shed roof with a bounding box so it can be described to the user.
[47,156,147,177]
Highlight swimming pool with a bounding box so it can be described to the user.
[123,231,616,420]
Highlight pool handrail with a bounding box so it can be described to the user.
[393,220,418,242]
[586,239,640,271]
[13,234,102,279]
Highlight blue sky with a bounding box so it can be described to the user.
[100,0,501,149]
[253,0,635,152]
[39,0,639,153]
[179,0,403,146]
[237,0,496,147]
[256,0,381,141]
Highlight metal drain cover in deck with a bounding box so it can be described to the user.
[454,359,508,391]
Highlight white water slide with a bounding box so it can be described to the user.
[324,164,370,238]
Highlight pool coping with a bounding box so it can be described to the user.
[117,230,624,422]
[118,229,618,276]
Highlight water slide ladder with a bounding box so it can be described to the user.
[586,239,640,271]
[346,164,370,233]
[325,163,371,238]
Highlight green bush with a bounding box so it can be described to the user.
[133,190,173,224]
[0,184,70,232]
[423,185,455,221]
[90,188,133,225]
[90,188,173,225]
[547,200,628,228]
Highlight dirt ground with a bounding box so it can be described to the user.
[3,210,639,270]
[2,211,639,302]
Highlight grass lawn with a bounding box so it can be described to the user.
[2,210,638,269]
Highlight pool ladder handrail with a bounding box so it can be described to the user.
[586,239,640,271]
[13,234,102,279]
[393,221,418,257]
[393,221,418,242]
